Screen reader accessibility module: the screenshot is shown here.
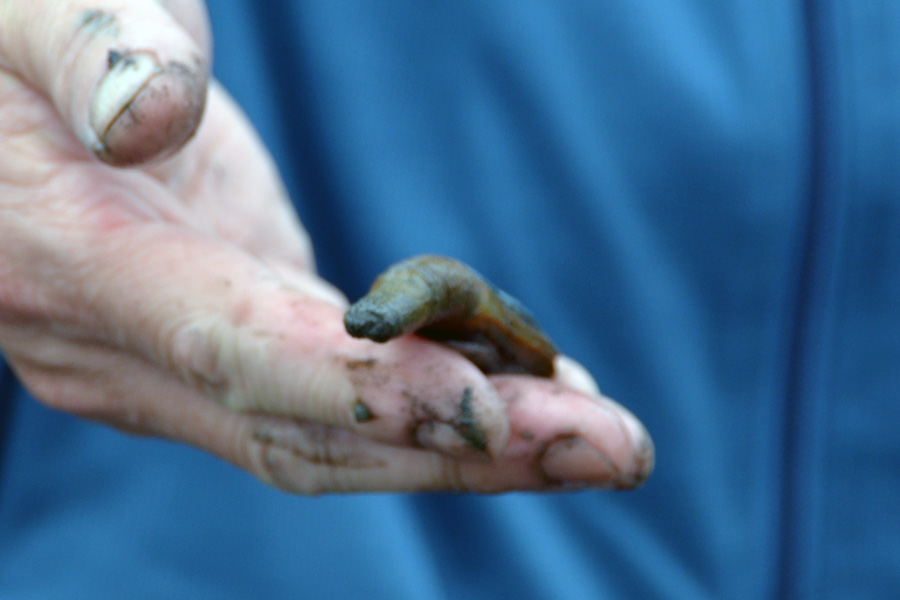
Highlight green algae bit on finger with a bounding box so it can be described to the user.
[344,255,559,377]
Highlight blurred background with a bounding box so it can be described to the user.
[1,2,898,598]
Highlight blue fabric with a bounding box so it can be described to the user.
[2,1,899,597]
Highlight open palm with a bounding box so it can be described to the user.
[0,0,652,493]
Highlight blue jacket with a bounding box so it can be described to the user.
[2,1,898,598]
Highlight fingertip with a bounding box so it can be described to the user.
[540,436,622,486]
[488,375,654,489]
[553,354,602,397]
[589,392,655,487]
[617,405,656,486]
[90,49,207,166]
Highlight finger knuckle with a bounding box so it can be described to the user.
[254,445,331,496]
[166,318,239,406]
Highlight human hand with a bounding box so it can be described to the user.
[0,0,653,493]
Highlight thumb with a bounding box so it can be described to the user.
[0,0,209,166]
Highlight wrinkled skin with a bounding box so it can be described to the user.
[0,0,653,493]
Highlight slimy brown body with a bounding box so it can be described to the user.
[344,255,558,376]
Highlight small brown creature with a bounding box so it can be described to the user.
[344,255,558,376]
